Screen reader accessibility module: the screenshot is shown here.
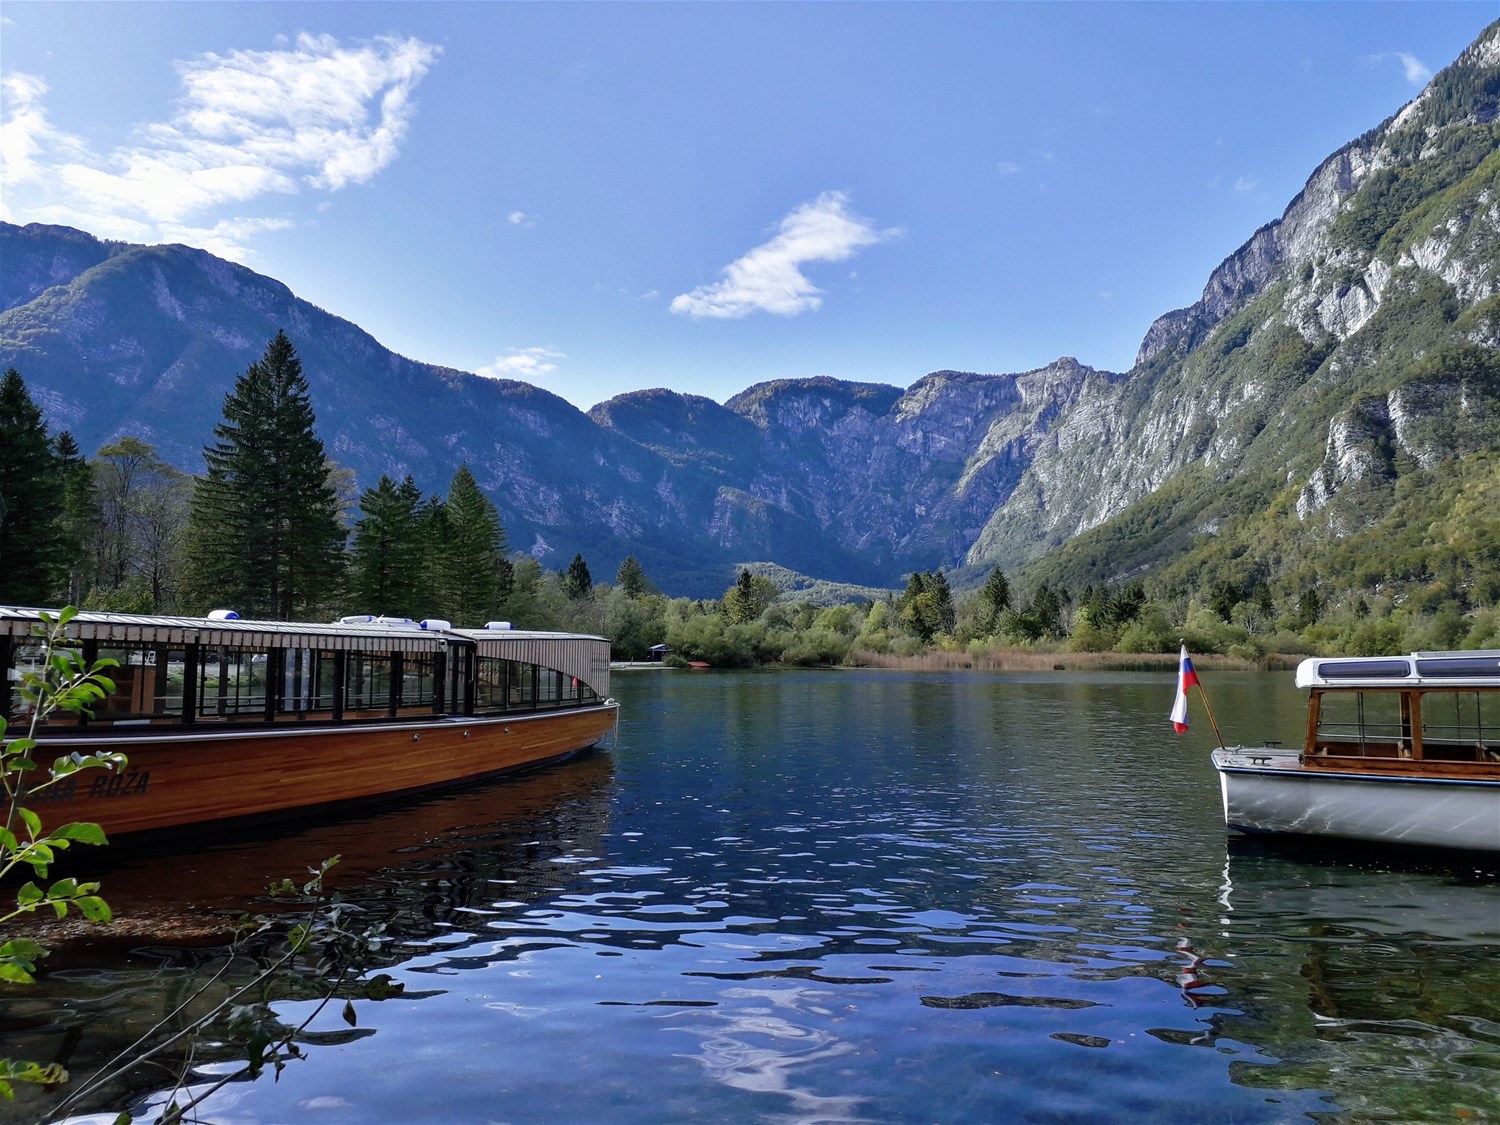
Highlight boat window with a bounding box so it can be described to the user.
[403,654,438,709]
[1313,690,1406,753]
[306,651,338,714]
[538,667,562,707]
[345,653,392,714]
[453,654,600,715]
[5,638,47,720]
[475,656,508,710]
[199,648,270,719]
[94,644,187,721]
[1419,690,1495,755]
[509,661,536,709]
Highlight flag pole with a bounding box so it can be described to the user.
[1195,679,1227,750]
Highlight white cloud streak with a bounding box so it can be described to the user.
[0,33,439,257]
[670,191,900,319]
[477,347,566,381]
[1367,50,1431,87]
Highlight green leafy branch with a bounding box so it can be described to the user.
[50,854,403,1125]
[1,606,125,1099]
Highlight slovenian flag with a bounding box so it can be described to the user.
[1171,644,1198,733]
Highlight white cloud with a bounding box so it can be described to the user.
[1367,51,1431,87]
[670,191,899,319]
[508,210,534,227]
[996,161,1022,176]
[0,34,439,255]
[1233,175,1260,193]
[477,347,566,381]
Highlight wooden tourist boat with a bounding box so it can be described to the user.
[1211,651,1500,853]
[1,606,619,838]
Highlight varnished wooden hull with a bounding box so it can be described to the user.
[24,703,619,838]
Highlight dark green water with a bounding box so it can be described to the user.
[6,668,1498,1124]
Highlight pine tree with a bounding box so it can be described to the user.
[721,567,774,623]
[930,570,956,636]
[183,332,345,618]
[349,474,427,615]
[976,566,1011,636]
[615,555,654,599]
[564,553,593,601]
[430,465,510,625]
[53,431,98,605]
[0,369,66,605]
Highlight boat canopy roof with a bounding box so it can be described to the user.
[451,627,611,697]
[0,607,613,690]
[0,606,453,653]
[1295,650,1500,690]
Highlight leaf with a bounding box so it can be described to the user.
[0,938,46,960]
[18,807,40,839]
[0,961,38,984]
[75,895,112,923]
[16,881,42,907]
[342,1000,357,1027]
[54,822,108,846]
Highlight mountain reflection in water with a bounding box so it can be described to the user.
[5,669,1497,1125]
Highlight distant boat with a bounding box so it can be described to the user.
[1212,651,1500,853]
[1,606,619,839]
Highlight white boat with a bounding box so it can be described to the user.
[1211,651,1500,853]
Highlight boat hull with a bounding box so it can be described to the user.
[24,703,619,838]
[1213,748,1500,853]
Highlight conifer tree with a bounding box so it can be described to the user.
[429,465,510,625]
[349,474,427,615]
[615,555,654,599]
[183,332,345,618]
[0,369,66,604]
[930,570,956,635]
[721,567,775,623]
[564,553,593,601]
[976,566,1011,636]
[52,431,98,605]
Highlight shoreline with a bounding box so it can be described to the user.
[614,649,1298,673]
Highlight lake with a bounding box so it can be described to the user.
[7,667,1498,1124]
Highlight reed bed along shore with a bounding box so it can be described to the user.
[844,648,1298,673]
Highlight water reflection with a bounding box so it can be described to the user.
[1196,847,1500,1123]
[5,670,1497,1125]
[5,754,615,1125]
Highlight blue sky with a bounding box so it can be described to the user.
[1,2,1493,411]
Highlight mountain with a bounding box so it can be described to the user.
[1004,24,1500,617]
[2,21,1497,610]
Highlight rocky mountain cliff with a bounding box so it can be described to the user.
[2,21,1496,603]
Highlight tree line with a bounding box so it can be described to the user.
[0,333,521,627]
[6,332,1497,663]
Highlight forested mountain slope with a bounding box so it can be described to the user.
[1003,23,1500,626]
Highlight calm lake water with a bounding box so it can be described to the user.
[6,668,1499,1125]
